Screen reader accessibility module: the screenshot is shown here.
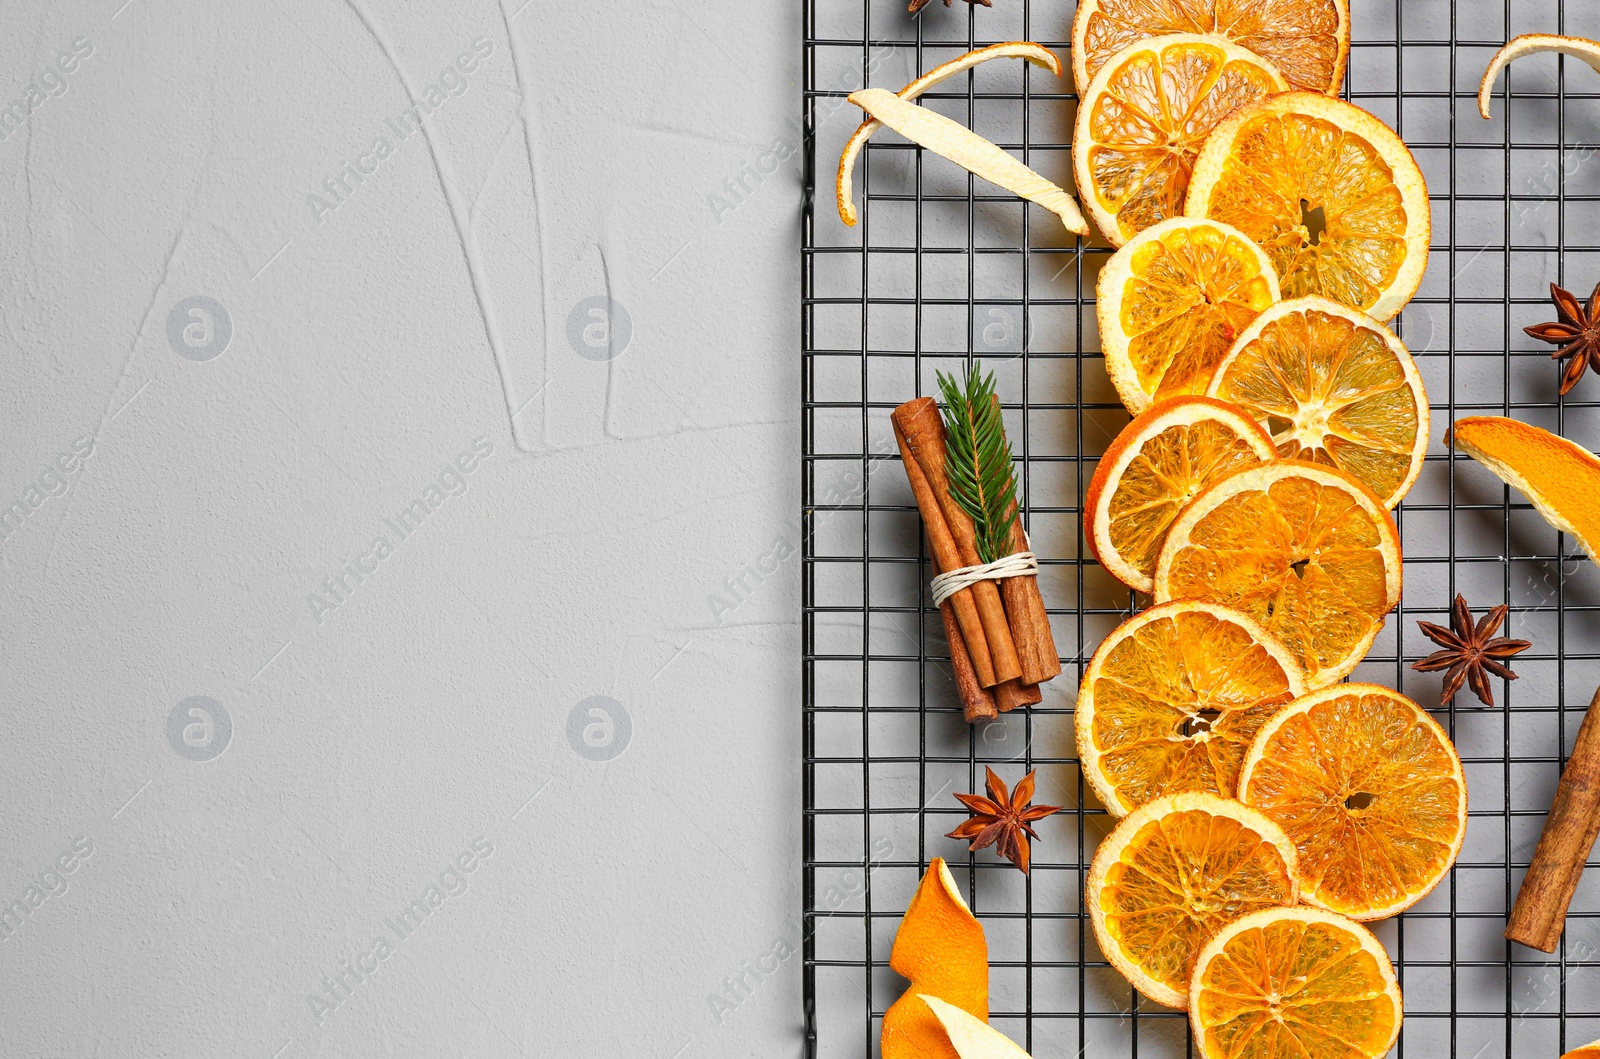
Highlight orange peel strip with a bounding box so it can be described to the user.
[847,88,1089,235]
[918,995,1034,1059]
[1479,34,1600,119]
[1448,416,1600,564]
[837,42,1062,226]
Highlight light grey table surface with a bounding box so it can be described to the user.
[0,2,803,1055]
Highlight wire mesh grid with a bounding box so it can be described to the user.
[802,1,1600,1056]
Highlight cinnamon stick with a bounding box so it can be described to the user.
[892,398,1024,686]
[995,678,1042,713]
[1507,682,1600,952]
[999,481,1062,685]
[893,419,997,686]
[941,602,997,722]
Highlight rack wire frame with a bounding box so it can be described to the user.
[802,1,1600,1057]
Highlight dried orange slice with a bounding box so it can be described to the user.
[1086,397,1278,591]
[1072,0,1349,96]
[1184,92,1431,322]
[1077,600,1307,817]
[1208,295,1430,509]
[1449,416,1600,564]
[1479,35,1600,120]
[1565,1040,1600,1059]
[882,858,988,1059]
[1074,35,1288,246]
[1087,792,1299,1008]
[837,43,1063,226]
[1189,906,1402,1059]
[1238,684,1467,920]
[1097,217,1280,413]
[1153,462,1402,688]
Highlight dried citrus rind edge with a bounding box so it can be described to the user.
[1072,33,1289,248]
[1076,600,1308,818]
[918,995,1035,1059]
[1205,294,1431,509]
[1085,791,1301,1009]
[847,89,1089,235]
[1236,682,1467,921]
[1095,216,1282,415]
[837,42,1062,227]
[1447,416,1600,565]
[1187,906,1403,1058]
[1479,34,1600,119]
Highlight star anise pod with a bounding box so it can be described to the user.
[1525,280,1600,395]
[1411,594,1533,707]
[909,0,992,13]
[946,767,1061,874]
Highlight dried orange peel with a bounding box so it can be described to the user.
[882,858,988,1059]
[1565,1040,1600,1059]
[1448,416,1600,563]
[847,89,1089,236]
[837,43,1062,226]
[1479,34,1600,120]
[919,995,1034,1059]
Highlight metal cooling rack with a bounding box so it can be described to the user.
[802,1,1600,1056]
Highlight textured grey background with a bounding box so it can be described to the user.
[0,2,802,1056]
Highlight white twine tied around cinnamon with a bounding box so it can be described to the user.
[929,534,1039,608]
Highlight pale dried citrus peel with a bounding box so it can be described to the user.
[1448,416,1600,564]
[919,995,1034,1059]
[1479,34,1600,120]
[845,89,1089,235]
[882,858,988,1059]
[838,43,1061,226]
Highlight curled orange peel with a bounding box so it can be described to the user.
[919,995,1034,1058]
[1479,34,1600,119]
[1448,416,1600,564]
[836,43,1075,229]
[881,858,988,1059]
[847,88,1088,235]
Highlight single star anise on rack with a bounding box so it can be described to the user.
[1525,280,1600,395]
[909,0,992,13]
[1411,594,1533,707]
[947,766,1061,874]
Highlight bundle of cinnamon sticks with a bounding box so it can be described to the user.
[892,396,1060,722]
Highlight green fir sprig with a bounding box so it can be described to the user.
[936,361,1019,565]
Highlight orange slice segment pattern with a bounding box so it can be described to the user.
[1185,92,1430,322]
[1239,684,1466,919]
[1078,601,1307,816]
[1189,907,1403,1059]
[1154,462,1402,688]
[1072,0,1350,96]
[1075,35,1287,246]
[1209,296,1430,508]
[882,858,988,1059]
[1097,218,1281,414]
[1087,793,1299,1008]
